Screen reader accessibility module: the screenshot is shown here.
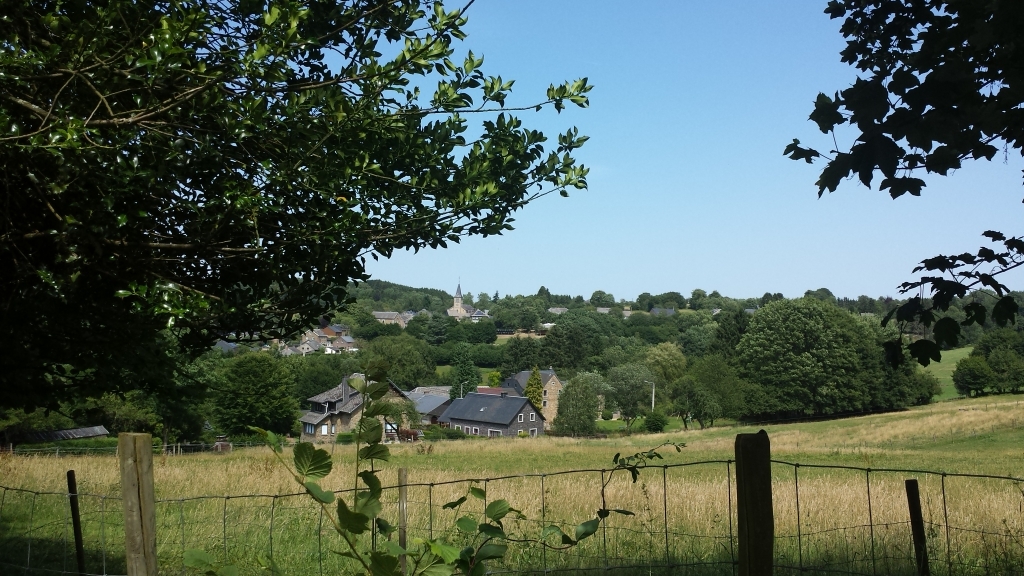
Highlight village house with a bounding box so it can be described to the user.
[298,374,411,443]
[372,311,407,328]
[439,392,544,437]
[500,369,563,429]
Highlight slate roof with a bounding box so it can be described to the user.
[407,393,450,415]
[502,370,559,394]
[455,283,462,298]
[308,374,363,404]
[438,393,542,426]
[300,412,329,425]
[373,311,401,320]
[22,425,109,443]
[410,386,451,396]
[474,387,514,396]
[649,307,677,317]
[213,340,239,353]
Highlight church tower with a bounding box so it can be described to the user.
[453,283,463,311]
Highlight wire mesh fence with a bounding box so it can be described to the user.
[1,458,1022,576]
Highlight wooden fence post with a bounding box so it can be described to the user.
[398,468,408,575]
[67,470,86,576]
[735,430,774,576]
[905,479,930,576]
[119,433,157,576]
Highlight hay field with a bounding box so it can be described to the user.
[2,395,1023,575]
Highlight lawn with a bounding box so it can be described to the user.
[922,345,973,400]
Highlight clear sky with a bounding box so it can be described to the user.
[366,1,1024,303]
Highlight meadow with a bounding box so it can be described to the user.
[2,394,1022,575]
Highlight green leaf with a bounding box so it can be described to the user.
[468,486,485,499]
[183,549,216,570]
[354,493,382,518]
[383,541,407,556]
[419,563,455,576]
[365,381,389,400]
[428,540,462,564]
[908,339,942,367]
[993,295,1019,327]
[358,470,382,498]
[475,543,507,561]
[358,444,391,462]
[442,496,466,510]
[456,516,478,533]
[216,566,239,576]
[369,551,401,576]
[293,442,332,480]
[484,500,511,522]
[376,518,396,536]
[336,499,370,534]
[265,431,283,453]
[477,523,504,539]
[574,518,600,542]
[304,481,335,504]
[358,418,383,444]
[541,525,568,541]
[348,378,367,393]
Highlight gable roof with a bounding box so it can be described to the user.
[502,369,560,394]
[407,393,450,415]
[410,386,452,396]
[21,425,109,443]
[438,393,542,426]
[373,311,401,320]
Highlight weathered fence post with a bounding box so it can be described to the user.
[735,430,773,576]
[398,468,408,575]
[905,479,930,576]
[67,470,86,576]
[119,433,157,576]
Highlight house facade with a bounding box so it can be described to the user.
[298,375,410,443]
[499,370,563,429]
[439,393,544,437]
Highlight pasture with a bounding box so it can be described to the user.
[2,394,1022,575]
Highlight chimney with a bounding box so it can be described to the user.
[500,392,508,398]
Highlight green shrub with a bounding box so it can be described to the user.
[644,412,669,433]
[601,409,613,421]
[336,432,355,444]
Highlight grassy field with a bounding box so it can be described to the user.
[2,394,1023,575]
[923,346,973,401]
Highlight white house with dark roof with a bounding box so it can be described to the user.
[438,392,544,437]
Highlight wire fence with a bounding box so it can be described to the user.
[2,443,267,457]
[1,459,1022,576]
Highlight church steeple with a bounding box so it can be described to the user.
[455,283,462,298]
[453,283,463,310]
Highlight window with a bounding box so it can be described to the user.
[321,424,328,436]
[542,400,547,407]
[472,427,480,435]
[304,423,315,435]
[543,389,547,397]
[530,413,536,422]
[455,425,461,431]
[529,428,538,437]
[518,414,524,423]
[488,429,501,437]
[331,424,336,434]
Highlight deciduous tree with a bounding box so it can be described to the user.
[786,1,1024,365]
[553,372,602,437]
[1,0,591,410]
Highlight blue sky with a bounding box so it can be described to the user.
[366,1,1024,302]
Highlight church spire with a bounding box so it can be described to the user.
[455,283,462,298]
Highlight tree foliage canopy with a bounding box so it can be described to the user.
[1,0,590,409]
[553,371,601,437]
[785,0,1024,366]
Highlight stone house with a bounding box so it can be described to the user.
[500,369,563,429]
[298,374,411,443]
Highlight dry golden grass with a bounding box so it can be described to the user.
[2,395,1023,575]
